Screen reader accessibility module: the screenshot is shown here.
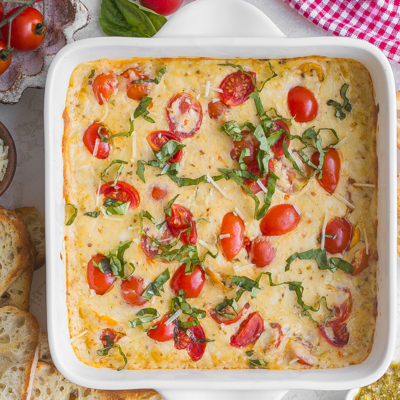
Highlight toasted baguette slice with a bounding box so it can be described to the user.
[112,390,163,400]
[0,268,33,311]
[0,207,35,294]
[31,362,120,400]
[14,207,45,270]
[38,333,52,365]
[0,306,41,400]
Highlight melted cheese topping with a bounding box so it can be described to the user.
[63,57,378,371]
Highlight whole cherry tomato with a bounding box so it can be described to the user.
[100,329,124,347]
[170,264,206,298]
[287,86,318,123]
[87,255,116,295]
[247,236,276,268]
[1,7,46,52]
[174,320,207,361]
[323,217,353,254]
[352,248,369,276]
[99,181,140,210]
[230,131,260,166]
[147,314,175,342]
[260,204,300,236]
[210,303,250,325]
[146,130,183,164]
[121,275,148,307]
[83,122,110,159]
[139,0,184,16]
[219,71,256,106]
[165,204,197,245]
[318,323,349,347]
[220,212,245,261]
[311,148,341,194]
[230,312,264,348]
[151,185,168,201]
[166,93,203,138]
[0,39,11,76]
[92,72,118,105]
[208,100,230,119]
[122,68,152,101]
[270,119,290,158]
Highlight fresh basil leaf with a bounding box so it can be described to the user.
[88,69,95,79]
[100,240,133,278]
[328,257,354,274]
[249,359,268,368]
[239,148,250,171]
[246,350,254,357]
[164,194,179,217]
[84,211,100,218]
[155,141,186,163]
[93,258,113,275]
[256,171,279,219]
[171,289,206,328]
[99,0,134,37]
[128,308,160,330]
[141,268,170,300]
[66,204,78,226]
[186,329,214,344]
[134,96,154,122]
[103,198,117,207]
[131,66,167,85]
[317,234,337,241]
[327,83,351,120]
[105,200,130,215]
[220,120,243,141]
[214,289,245,319]
[100,159,128,187]
[164,173,208,188]
[96,335,128,371]
[136,160,147,183]
[156,220,166,230]
[99,116,135,142]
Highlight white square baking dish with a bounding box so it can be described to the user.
[44,0,397,398]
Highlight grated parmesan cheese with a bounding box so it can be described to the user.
[234,207,244,220]
[293,204,301,216]
[161,164,170,175]
[99,95,109,123]
[333,137,347,149]
[320,213,328,250]
[95,181,102,207]
[130,132,136,162]
[206,174,228,199]
[204,81,211,97]
[199,239,215,252]
[92,138,100,158]
[256,179,269,194]
[196,94,200,100]
[234,264,255,273]
[212,98,220,103]
[353,183,375,188]
[219,233,231,240]
[332,193,355,209]
[165,309,182,326]
[0,139,9,182]
[69,330,88,344]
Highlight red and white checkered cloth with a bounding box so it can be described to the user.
[283,0,400,63]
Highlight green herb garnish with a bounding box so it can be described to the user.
[88,69,95,79]
[66,204,78,226]
[131,66,167,85]
[100,159,128,187]
[249,359,268,368]
[128,308,160,332]
[134,96,155,123]
[103,198,130,215]
[164,194,179,217]
[96,335,127,371]
[84,211,100,218]
[98,116,135,143]
[171,289,206,328]
[214,289,245,320]
[141,268,170,300]
[327,83,352,120]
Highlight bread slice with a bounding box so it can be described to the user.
[112,390,163,400]
[38,333,52,365]
[0,268,33,312]
[14,207,45,271]
[31,362,121,400]
[0,207,35,294]
[0,306,41,400]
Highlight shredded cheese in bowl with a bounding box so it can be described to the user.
[0,139,9,182]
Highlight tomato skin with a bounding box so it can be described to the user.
[230,312,264,348]
[146,131,183,164]
[352,248,369,275]
[151,185,168,201]
[230,131,259,166]
[83,122,110,159]
[0,39,11,76]
[121,275,148,307]
[260,204,301,236]
[1,7,46,52]
[100,329,124,346]
[140,233,159,260]
[247,236,276,268]
[323,217,353,254]
[139,0,184,16]
[270,119,290,158]
[122,68,152,101]
[99,181,140,210]
[287,86,318,123]
[92,72,118,105]
[329,289,352,326]
[220,212,245,261]
[210,303,250,325]
[290,341,317,366]
[311,148,341,194]
[87,255,116,295]
[269,323,283,348]
[243,160,275,195]
[318,323,349,347]
[208,100,230,119]
[147,314,175,342]
[174,319,207,361]
[166,93,203,138]
[165,204,197,245]
[219,71,256,106]
[170,264,206,298]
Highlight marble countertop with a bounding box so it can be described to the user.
[0,0,399,399]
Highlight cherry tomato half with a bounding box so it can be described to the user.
[100,329,125,347]
[99,181,140,210]
[247,236,276,268]
[230,131,259,166]
[287,86,318,123]
[170,264,206,298]
[151,185,168,201]
[139,0,184,16]
[323,217,353,254]
[147,314,175,342]
[87,254,116,295]
[92,72,118,105]
[220,212,245,261]
[210,303,250,325]
[311,148,341,194]
[83,122,110,159]
[0,4,3,20]
[165,204,197,245]
[174,320,207,361]
[140,233,159,260]
[270,119,290,158]
[146,130,183,164]
[318,323,349,347]
[0,39,11,76]
[122,68,152,101]
[167,93,203,138]
[352,248,369,276]
[121,275,148,307]
[219,70,256,106]
[243,160,275,195]
[260,204,301,236]
[328,289,352,326]
[269,323,283,348]
[290,340,317,366]
[230,312,264,348]
[1,7,46,52]
[208,100,230,119]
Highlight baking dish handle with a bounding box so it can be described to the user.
[159,389,289,400]
[156,0,286,38]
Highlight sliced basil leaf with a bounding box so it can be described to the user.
[155,140,185,163]
[239,148,250,171]
[105,200,130,215]
[186,329,214,344]
[84,211,100,218]
[100,159,128,187]
[164,194,179,217]
[156,220,166,230]
[327,257,354,274]
[214,289,245,320]
[99,116,135,142]
[141,268,170,300]
[171,289,206,328]
[164,173,208,188]
[317,234,337,241]
[220,121,243,141]
[128,308,160,330]
[88,69,95,79]
[136,160,147,183]
[96,335,127,371]
[246,350,254,357]
[92,258,113,275]
[105,240,133,278]
[134,96,154,122]
[131,66,166,84]
[327,83,351,120]
[249,359,268,368]
[66,204,78,226]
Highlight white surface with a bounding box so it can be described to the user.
[0,0,399,399]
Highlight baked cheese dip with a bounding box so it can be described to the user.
[63,57,378,371]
